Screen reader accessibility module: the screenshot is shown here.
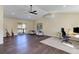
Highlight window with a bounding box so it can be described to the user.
[17,23,26,34]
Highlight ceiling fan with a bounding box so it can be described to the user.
[29,5,38,15]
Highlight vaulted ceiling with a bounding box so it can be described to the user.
[4,5,79,20]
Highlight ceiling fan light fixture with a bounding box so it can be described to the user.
[29,5,38,15]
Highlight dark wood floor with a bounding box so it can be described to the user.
[0,34,68,54]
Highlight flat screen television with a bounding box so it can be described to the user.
[73,27,79,33]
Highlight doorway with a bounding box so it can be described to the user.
[17,23,26,34]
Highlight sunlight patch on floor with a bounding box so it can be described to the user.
[62,42,75,48]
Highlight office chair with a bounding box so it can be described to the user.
[61,28,70,42]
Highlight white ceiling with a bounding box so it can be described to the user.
[4,5,79,20]
[37,5,79,12]
[4,5,48,20]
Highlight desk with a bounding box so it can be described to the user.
[69,34,79,41]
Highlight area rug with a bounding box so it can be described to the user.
[40,37,79,54]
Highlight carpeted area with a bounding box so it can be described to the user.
[40,37,79,54]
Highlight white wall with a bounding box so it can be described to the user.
[4,13,79,37]
[0,6,3,44]
[34,13,79,36]
[4,17,34,37]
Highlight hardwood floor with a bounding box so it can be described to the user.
[0,34,68,54]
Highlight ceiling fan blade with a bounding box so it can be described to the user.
[33,12,37,15]
[29,11,37,14]
[29,11,34,14]
[33,11,37,12]
[29,5,38,15]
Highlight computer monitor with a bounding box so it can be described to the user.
[73,27,79,33]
